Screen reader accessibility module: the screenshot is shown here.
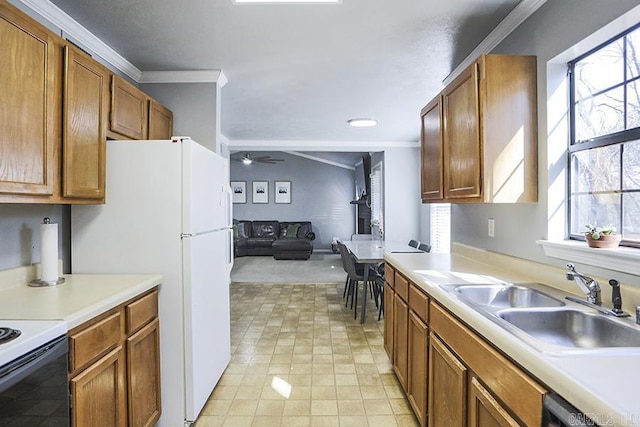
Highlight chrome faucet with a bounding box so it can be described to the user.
[566,263,602,306]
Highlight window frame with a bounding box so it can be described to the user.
[567,21,640,248]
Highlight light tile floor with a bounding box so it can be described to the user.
[195,283,419,427]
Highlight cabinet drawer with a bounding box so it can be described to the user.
[126,289,158,334]
[70,311,123,372]
[395,272,409,302]
[409,284,428,323]
[384,264,395,288]
[430,302,546,426]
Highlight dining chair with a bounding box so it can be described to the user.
[337,242,375,320]
[408,239,419,248]
[418,242,432,253]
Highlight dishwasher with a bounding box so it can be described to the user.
[543,393,597,426]
[0,320,69,426]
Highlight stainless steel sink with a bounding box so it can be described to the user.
[498,309,640,349]
[444,284,565,308]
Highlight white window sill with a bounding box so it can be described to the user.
[538,240,640,276]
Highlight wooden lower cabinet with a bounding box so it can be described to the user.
[127,318,161,427]
[469,377,520,427]
[407,311,428,426]
[70,346,127,427]
[69,288,161,427]
[428,333,467,427]
[392,293,409,391]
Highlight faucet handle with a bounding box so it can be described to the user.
[609,279,624,314]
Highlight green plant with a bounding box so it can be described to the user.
[585,224,616,240]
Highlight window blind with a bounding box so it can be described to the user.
[430,203,450,253]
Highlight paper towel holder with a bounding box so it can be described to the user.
[28,217,66,287]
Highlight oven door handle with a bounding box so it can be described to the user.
[0,336,68,394]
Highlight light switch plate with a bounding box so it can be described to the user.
[488,218,495,238]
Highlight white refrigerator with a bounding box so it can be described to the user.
[71,139,232,427]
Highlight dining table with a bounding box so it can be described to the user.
[343,240,424,323]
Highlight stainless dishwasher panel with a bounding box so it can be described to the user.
[542,393,597,426]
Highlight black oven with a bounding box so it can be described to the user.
[0,336,69,426]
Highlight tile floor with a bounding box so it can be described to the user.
[195,282,419,427]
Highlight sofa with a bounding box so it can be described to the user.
[233,220,316,260]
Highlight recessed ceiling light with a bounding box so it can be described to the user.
[234,0,340,3]
[347,118,378,128]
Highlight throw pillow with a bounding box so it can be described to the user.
[232,224,238,238]
[285,223,300,238]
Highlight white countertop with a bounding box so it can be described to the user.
[0,273,162,329]
[384,250,640,426]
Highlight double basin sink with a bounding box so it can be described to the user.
[441,283,640,354]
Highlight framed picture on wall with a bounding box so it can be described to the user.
[231,181,247,204]
[274,181,291,204]
[252,181,269,204]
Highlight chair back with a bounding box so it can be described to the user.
[337,241,349,274]
[337,242,361,280]
[408,239,419,248]
[418,242,432,253]
[351,234,374,241]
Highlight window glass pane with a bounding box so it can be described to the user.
[575,39,624,100]
[571,193,621,235]
[626,30,640,79]
[623,140,640,190]
[627,79,640,129]
[574,87,624,141]
[623,193,640,241]
[571,146,621,193]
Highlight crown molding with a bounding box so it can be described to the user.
[284,151,355,170]
[443,0,547,86]
[139,70,228,86]
[228,140,419,151]
[18,0,142,81]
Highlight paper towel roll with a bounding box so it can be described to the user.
[40,219,58,282]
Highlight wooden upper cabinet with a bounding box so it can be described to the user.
[148,100,173,140]
[423,54,537,203]
[110,75,147,140]
[443,62,482,200]
[63,45,108,200]
[420,96,443,202]
[0,2,58,196]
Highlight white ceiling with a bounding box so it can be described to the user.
[47,0,523,144]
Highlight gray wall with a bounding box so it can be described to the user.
[383,147,421,244]
[231,152,355,250]
[140,83,218,152]
[450,1,640,268]
[0,205,70,273]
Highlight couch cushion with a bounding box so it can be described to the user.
[236,221,252,239]
[247,237,276,248]
[280,221,312,239]
[281,223,300,238]
[252,221,279,238]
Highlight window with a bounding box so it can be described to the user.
[430,203,450,253]
[569,23,640,246]
[370,162,383,238]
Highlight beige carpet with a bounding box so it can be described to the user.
[231,253,346,284]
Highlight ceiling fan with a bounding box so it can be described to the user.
[231,152,284,165]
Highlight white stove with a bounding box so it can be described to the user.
[0,320,67,367]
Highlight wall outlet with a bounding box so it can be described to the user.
[488,218,495,238]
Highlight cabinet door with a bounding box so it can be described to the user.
[63,45,108,199]
[0,3,57,196]
[383,282,395,362]
[408,311,428,427]
[71,346,127,427]
[442,62,482,200]
[110,75,147,140]
[428,333,467,427]
[421,97,443,201]
[393,293,409,391]
[148,100,173,140]
[469,377,521,427]
[127,318,161,427]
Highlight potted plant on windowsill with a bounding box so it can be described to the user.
[584,224,622,248]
